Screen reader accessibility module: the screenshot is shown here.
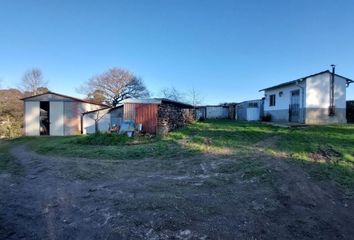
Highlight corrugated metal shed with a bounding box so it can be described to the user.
[123,103,159,133]
[22,91,105,136]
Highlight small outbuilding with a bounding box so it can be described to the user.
[22,91,108,136]
[83,98,195,134]
[236,99,263,121]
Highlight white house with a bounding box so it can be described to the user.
[259,69,353,124]
[22,91,108,136]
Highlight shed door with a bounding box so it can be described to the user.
[289,90,300,122]
[50,102,64,136]
[25,101,40,136]
[135,104,158,133]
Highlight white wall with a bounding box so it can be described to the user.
[206,106,229,119]
[97,113,111,133]
[25,102,40,136]
[80,102,103,113]
[50,102,64,136]
[247,108,260,121]
[264,82,305,111]
[306,73,347,108]
[83,109,111,134]
[236,100,262,121]
[83,114,96,134]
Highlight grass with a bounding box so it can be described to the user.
[274,125,354,162]
[74,133,130,145]
[16,135,197,160]
[0,140,23,175]
[15,120,276,160]
[268,124,354,186]
[6,120,354,186]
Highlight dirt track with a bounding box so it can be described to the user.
[0,143,353,240]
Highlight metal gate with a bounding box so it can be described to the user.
[289,90,300,122]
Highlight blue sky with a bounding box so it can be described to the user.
[1,0,354,103]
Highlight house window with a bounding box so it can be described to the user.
[269,94,276,106]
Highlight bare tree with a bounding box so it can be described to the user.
[160,87,185,102]
[79,68,150,107]
[187,88,203,107]
[20,68,48,96]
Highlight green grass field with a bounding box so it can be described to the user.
[2,120,354,186]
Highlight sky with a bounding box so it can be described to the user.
[1,0,354,104]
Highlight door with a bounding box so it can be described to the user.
[49,102,64,136]
[40,101,50,135]
[135,104,158,133]
[25,101,40,136]
[289,90,300,122]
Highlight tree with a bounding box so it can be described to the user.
[79,68,150,107]
[84,89,106,105]
[187,88,203,107]
[159,87,203,106]
[0,88,24,138]
[20,68,48,96]
[159,87,185,102]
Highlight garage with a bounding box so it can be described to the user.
[22,91,107,136]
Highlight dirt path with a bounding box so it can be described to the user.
[1,143,353,239]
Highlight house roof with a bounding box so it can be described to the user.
[82,107,111,115]
[237,99,263,105]
[196,105,230,108]
[20,91,109,107]
[259,70,354,92]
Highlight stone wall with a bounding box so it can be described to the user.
[157,103,195,134]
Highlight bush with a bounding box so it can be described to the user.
[262,114,272,122]
[74,133,129,145]
[0,116,22,138]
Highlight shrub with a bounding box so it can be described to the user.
[0,116,22,138]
